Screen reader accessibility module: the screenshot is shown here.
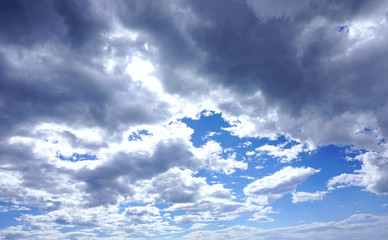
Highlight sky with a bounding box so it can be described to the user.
[1,0,388,239]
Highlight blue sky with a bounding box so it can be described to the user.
[1,0,388,239]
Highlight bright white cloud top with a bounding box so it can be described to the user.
[0,0,388,239]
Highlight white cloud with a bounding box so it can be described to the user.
[181,214,388,240]
[248,207,274,222]
[141,167,234,204]
[132,167,273,224]
[0,205,30,213]
[193,140,247,174]
[202,131,221,140]
[174,214,202,224]
[328,148,388,195]
[255,143,307,163]
[241,175,256,180]
[190,223,208,230]
[291,191,328,203]
[166,199,270,222]
[246,151,255,156]
[244,166,320,204]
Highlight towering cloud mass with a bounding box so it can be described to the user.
[1,0,388,239]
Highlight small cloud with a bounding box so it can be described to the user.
[0,205,31,213]
[246,151,255,156]
[202,110,215,117]
[241,175,256,180]
[291,191,328,203]
[202,131,221,140]
[190,223,208,230]
[255,142,307,163]
[238,141,252,148]
[248,215,274,222]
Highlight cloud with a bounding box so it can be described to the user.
[246,0,311,20]
[193,140,247,174]
[244,166,320,204]
[181,214,388,240]
[328,149,388,195]
[0,205,30,213]
[291,191,328,203]
[174,214,202,224]
[75,138,198,207]
[111,0,388,151]
[255,142,308,163]
[190,223,208,230]
[1,0,388,238]
[143,167,233,204]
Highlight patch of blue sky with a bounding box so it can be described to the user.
[164,209,186,218]
[181,112,229,147]
[58,226,84,233]
[180,111,388,231]
[269,187,388,227]
[293,145,363,191]
[93,230,121,238]
[128,129,152,141]
[46,139,59,144]
[57,153,98,162]
[182,112,276,173]
[0,202,40,229]
[337,25,349,33]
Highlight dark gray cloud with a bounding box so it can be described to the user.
[0,0,63,46]
[2,0,387,144]
[0,0,173,142]
[75,139,196,207]
[54,0,110,49]
[0,142,70,211]
[0,55,170,138]
[114,0,388,139]
[147,169,203,204]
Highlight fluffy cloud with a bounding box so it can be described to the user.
[0,115,251,237]
[244,166,320,204]
[255,142,308,163]
[193,140,247,174]
[140,167,235,205]
[328,149,388,195]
